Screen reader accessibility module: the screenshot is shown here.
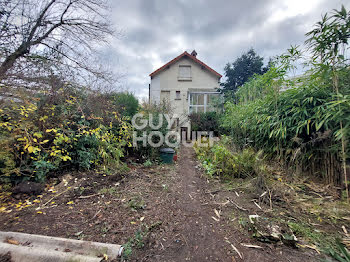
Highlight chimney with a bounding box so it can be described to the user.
[190,50,197,57]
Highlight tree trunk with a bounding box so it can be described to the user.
[0,44,29,79]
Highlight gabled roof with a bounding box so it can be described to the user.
[149,51,222,78]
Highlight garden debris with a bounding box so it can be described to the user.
[342,225,348,236]
[297,244,320,254]
[36,187,71,210]
[243,215,298,246]
[253,202,262,210]
[78,193,100,199]
[212,216,220,222]
[225,239,243,259]
[248,215,259,224]
[229,199,248,211]
[214,209,221,218]
[343,238,350,248]
[240,243,263,249]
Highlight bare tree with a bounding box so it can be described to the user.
[0,0,117,93]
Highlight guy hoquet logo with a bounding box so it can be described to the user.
[131,113,215,147]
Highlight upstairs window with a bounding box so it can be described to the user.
[178,65,191,81]
[175,91,181,100]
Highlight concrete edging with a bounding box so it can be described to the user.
[0,231,123,262]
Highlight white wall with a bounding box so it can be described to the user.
[150,74,160,103]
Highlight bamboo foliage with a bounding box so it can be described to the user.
[221,6,350,196]
[306,5,350,200]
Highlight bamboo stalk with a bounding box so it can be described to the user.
[340,121,349,201]
[333,69,348,202]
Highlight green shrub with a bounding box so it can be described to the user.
[194,137,263,179]
[113,92,139,119]
[133,101,175,161]
[71,134,99,169]
[0,89,134,184]
[189,111,224,136]
[33,160,56,183]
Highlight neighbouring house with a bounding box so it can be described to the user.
[149,50,222,140]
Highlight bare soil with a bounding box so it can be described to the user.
[0,147,331,261]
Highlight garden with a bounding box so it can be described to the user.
[0,2,349,261]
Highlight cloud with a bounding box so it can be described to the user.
[103,0,349,99]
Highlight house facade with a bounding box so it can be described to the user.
[149,50,222,139]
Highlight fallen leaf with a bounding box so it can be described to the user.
[140,216,145,221]
[7,239,19,245]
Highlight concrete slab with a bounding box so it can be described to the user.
[0,231,123,262]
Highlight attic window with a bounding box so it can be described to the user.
[178,65,191,81]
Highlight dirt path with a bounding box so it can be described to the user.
[149,146,232,261]
[142,146,318,262]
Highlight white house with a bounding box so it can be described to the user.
[149,50,222,139]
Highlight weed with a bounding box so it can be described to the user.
[122,227,149,261]
[288,222,338,250]
[238,216,250,229]
[143,160,152,167]
[323,239,350,262]
[148,221,162,231]
[128,196,145,211]
[98,187,117,195]
[74,186,90,196]
[162,184,169,191]
[100,222,111,234]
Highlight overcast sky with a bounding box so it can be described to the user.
[101,0,349,99]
